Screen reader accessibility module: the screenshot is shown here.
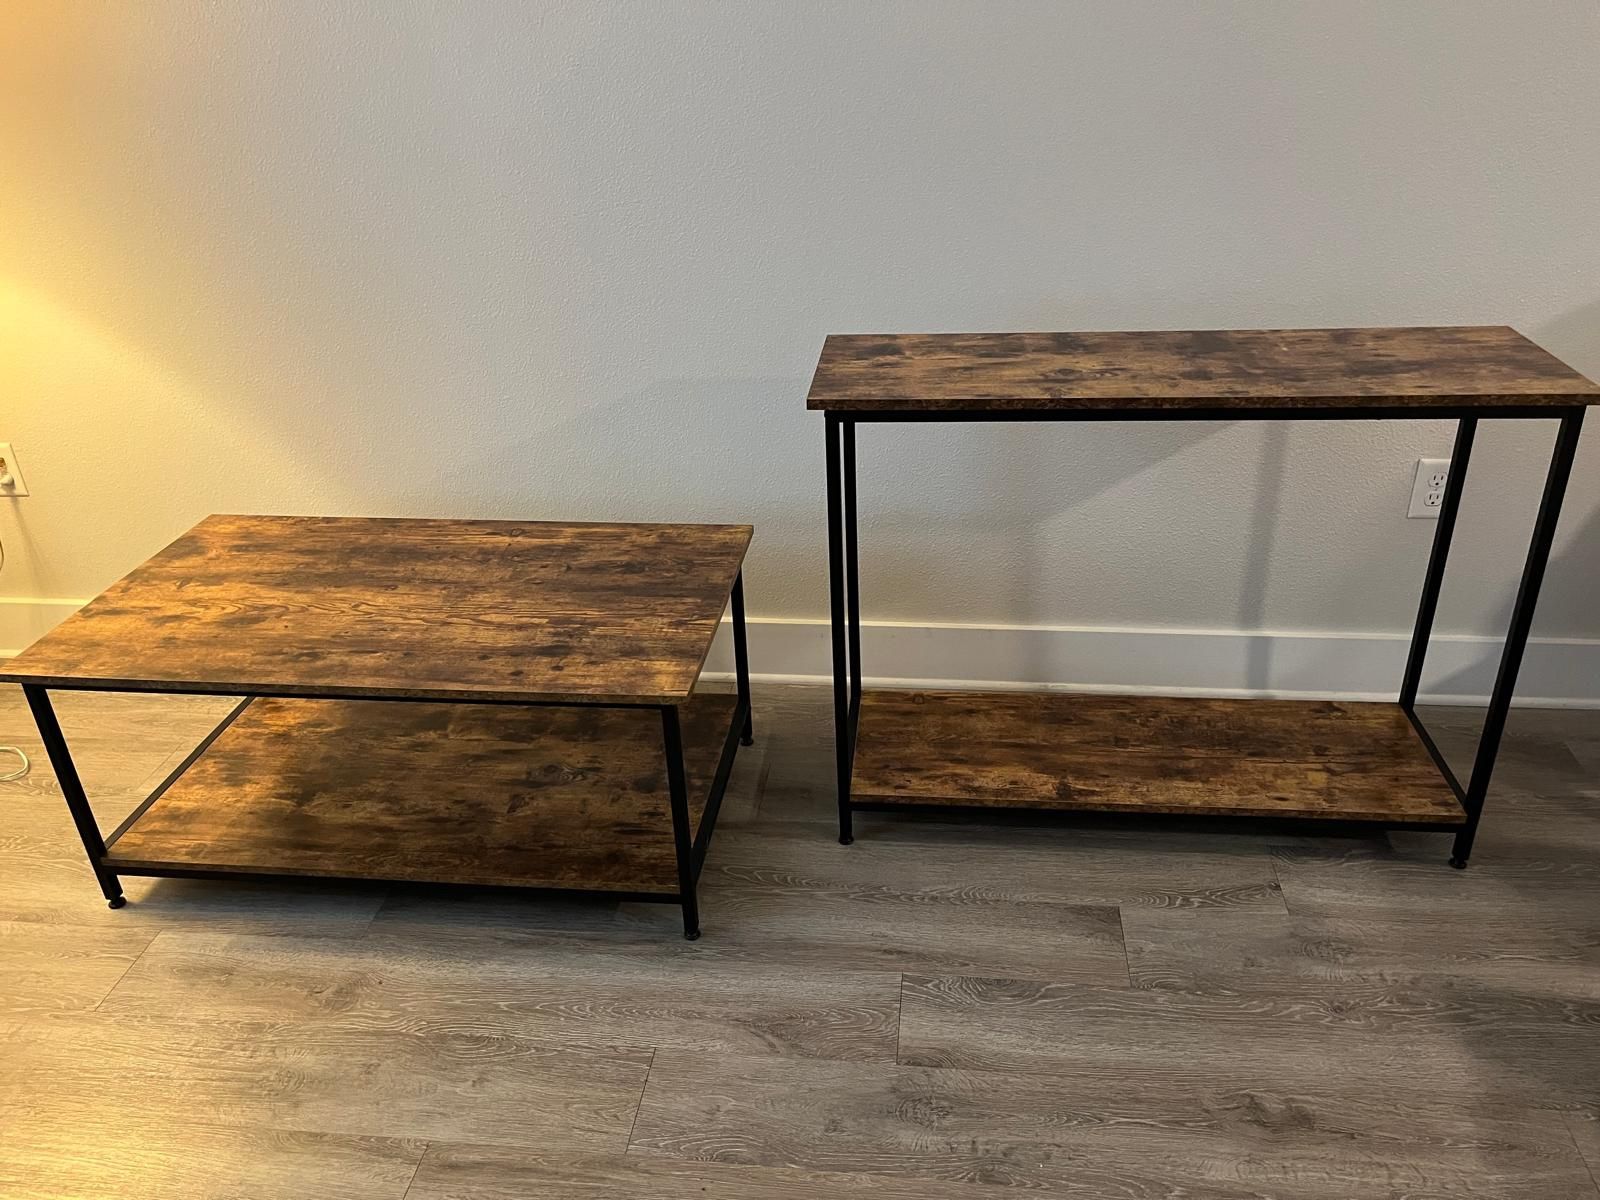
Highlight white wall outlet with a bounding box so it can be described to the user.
[0,443,30,496]
[1407,457,1450,519]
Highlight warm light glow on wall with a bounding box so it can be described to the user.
[1,279,214,427]
[0,275,329,607]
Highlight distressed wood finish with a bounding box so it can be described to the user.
[106,694,736,893]
[0,514,752,704]
[806,326,1600,412]
[0,695,387,935]
[851,690,1464,823]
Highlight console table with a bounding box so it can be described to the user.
[0,515,754,939]
[808,326,1598,866]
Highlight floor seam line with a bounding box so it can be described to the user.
[357,889,389,937]
[1115,906,1134,988]
[92,929,161,1012]
[398,1141,431,1200]
[623,1047,656,1152]
[1269,854,1292,915]
[893,972,906,1064]
[750,741,775,821]
[1563,1113,1600,1196]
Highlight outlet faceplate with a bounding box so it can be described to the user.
[0,443,29,496]
[1408,457,1450,519]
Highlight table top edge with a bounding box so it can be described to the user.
[804,325,1600,409]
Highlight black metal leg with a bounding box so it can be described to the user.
[661,705,701,939]
[23,685,125,908]
[1451,409,1585,868]
[1399,418,1477,710]
[732,571,754,745]
[825,413,854,844]
[843,419,862,715]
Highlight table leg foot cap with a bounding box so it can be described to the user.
[740,735,755,747]
[1448,856,1468,870]
[107,896,127,909]
[839,835,854,846]
[683,929,702,941]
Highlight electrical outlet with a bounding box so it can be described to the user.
[1408,457,1450,519]
[0,443,29,496]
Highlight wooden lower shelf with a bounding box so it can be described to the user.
[104,693,738,894]
[850,690,1465,825]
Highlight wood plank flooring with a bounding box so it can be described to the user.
[628,1049,1591,1198]
[1,682,1597,1198]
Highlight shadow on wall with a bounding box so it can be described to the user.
[862,419,1230,622]
[1420,297,1600,703]
[1424,500,1600,702]
[1534,297,1600,381]
[398,375,801,524]
[1241,424,1290,690]
[577,389,1236,619]
[0,279,373,597]
[1006,419,1232,624]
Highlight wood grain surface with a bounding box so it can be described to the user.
[1121,907,1600,1000]
[1272,841,1600,921]
[100,929,903,1063]
[0,514,752,704]
[0,920,155,1014]
[376,875,1134,984]
[630,1047,1595,1198]
[850,690,1465,823]
[0,1115,426,1200]
[406,1147,1009,1200]
[1568,1112,1600,1189]
[896,973,1600,1107]
[4,682,1598,1199]
[106,693,737,893]
[704,822,1288,912]
[1,1012,651,1151]
[805,326,1600,411]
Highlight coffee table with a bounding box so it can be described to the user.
[0,514,755,939]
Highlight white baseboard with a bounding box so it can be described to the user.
[6,599,1597,707]
[706,616,1600,708]
[0,598,88,660]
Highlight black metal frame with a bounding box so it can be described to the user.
[824,407,1587,865]
[21,571,756,940]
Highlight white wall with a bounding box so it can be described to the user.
[3,2,1599,693]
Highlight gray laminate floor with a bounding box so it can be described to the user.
[1,684,1597,1199]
